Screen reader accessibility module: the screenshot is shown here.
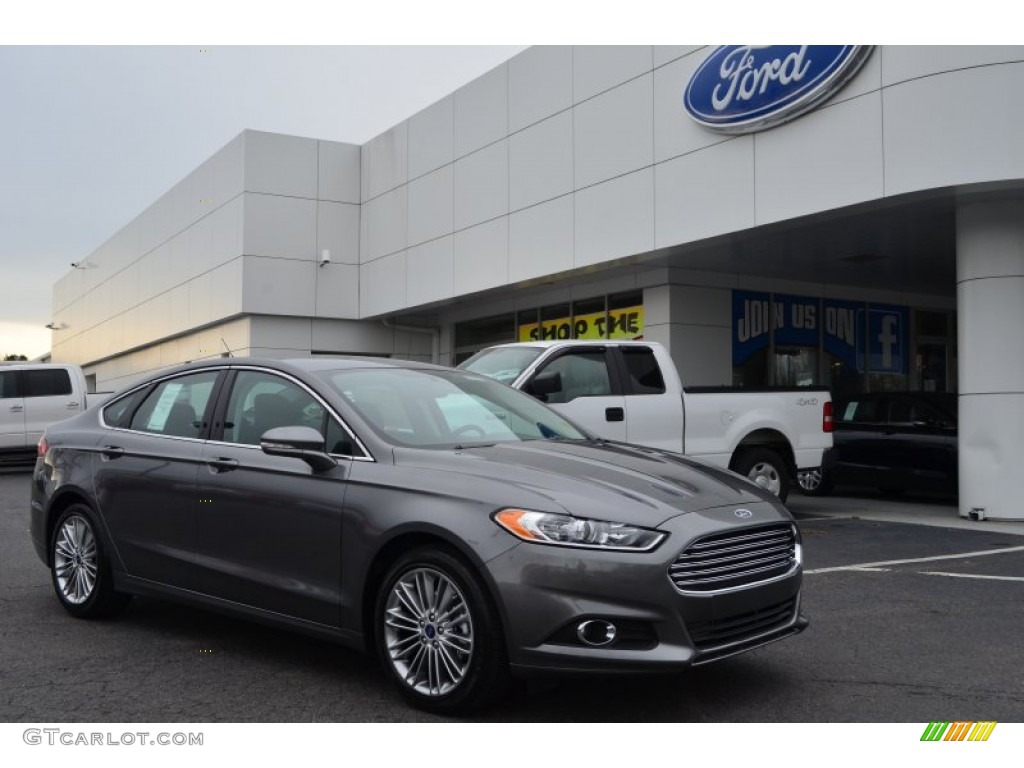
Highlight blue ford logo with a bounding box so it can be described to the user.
[684,46,873,134]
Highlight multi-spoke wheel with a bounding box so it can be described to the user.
[376,548,507,713]
[733,448,791,502]
[797,467,833,496]
[50,504,130,618]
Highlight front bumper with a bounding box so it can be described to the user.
[483,502,807,675]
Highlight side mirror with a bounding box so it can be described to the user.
[260,426,338,473]
[528,370,563,401]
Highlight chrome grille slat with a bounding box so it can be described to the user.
[669,523,796,592]
[686,529,791,550]
[680,536,792,559]
[669,543,793,570]
[669,553,794,579]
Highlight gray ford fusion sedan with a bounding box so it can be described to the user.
[30,357,807,713]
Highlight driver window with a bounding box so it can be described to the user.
[534,351,611,404]
[223,371,326,446]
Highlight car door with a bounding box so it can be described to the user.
[92,369,224,590]
[0,369,26,452]
[613,345,685,452]
[831,395,890,485]
[22,367,79,446]
[195,368,354,626]
[882,395,957,490]
[521,347,628,442]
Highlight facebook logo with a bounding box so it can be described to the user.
[858,307,907,374]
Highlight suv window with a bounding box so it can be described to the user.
[840,398,881,424]
[223,370,363,456]
[24,368,72,397]
[534,351,611,404]
[129,371,220,439]
[620,347,666,395]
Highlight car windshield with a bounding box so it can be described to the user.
[315,367,589,448]
[457,347,543,385]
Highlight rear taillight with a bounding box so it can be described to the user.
[37,435,48,457]
[823,401,833,433]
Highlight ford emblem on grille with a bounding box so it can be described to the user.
[683,46,874,134]
[734,508,753,519]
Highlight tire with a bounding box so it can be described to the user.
[375,547,508,714]
[733,448,790,502]
[797,468,834,497]
[50,504,131,619]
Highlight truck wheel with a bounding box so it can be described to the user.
[733,448,790,502]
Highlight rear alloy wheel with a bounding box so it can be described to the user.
[51,505,130,618]
[734,448,790,502]
[797,468,833,497]
[377,548,507,713]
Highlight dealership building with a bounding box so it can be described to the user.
[50,46,1024,520]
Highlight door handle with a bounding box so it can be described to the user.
[605,407,625,422]
[206,457,239,473]
[9,405,22,413]
[66,401,80,408]
[100,446,124,459]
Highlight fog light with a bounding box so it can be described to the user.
[576,619,617,647]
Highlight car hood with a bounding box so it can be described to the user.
[393,439,779,527]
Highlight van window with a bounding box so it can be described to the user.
[24,368,72,398]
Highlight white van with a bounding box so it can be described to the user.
[0,363,108,465]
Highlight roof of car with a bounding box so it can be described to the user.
[153,355,449,378]
[487,340,656,348]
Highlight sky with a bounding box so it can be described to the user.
[0,44,526,359]
[0,2,1008,360]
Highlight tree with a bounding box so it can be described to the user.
[3,354,28,361]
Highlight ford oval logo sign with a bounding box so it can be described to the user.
[684,46,873,134]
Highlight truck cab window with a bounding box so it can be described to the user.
[620,347,666,395]
[534,351,611,404]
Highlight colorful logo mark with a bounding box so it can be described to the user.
[921,722,997,742]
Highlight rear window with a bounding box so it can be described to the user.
[0,370,19,398]
[24,368,72,397]
[620,347,666,395]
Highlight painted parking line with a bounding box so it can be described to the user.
[919,571,1024,582]
[804,545,1024,575]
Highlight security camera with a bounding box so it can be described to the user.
[319,249,331,267]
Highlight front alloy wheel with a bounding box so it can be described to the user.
[377,548,507,713]
[383,567,474,697]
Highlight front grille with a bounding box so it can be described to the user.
[687,597,797,651]
[668,523,797,592]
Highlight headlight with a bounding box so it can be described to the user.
[493,508,665,552]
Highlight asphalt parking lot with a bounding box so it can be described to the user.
[2,468,1022,723]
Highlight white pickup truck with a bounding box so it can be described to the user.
[458,340,833,501]
[0,362,111,465]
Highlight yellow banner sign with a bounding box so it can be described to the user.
[518,305,644,342]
